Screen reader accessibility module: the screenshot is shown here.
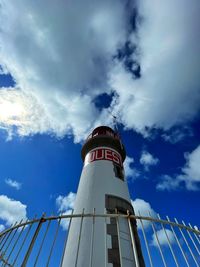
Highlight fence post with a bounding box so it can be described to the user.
[21,216,46,267]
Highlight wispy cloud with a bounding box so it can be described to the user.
[140,150,159,171]
[56,192,76,230]
[157,145,200,191]
[124,156,140,180]
[162,127,193,144]
[5,178,22,190]
[131,198,156,229]
[151,229,175,247]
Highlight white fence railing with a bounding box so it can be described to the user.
[0,212,199,266]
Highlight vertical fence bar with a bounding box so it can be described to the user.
[0,231,9,248]
[127,213,140,267]
[0,234,8,250]
[89,208,95,267]
[5,220,28,266]
[182,220,200,256]
[46,217,61,267]
[21,217,45,267]
[0,223,16,252]
[0,223,17,266]
[149,214,167,267]
[75,209,84,267]
[166,216,190,267]
[34,219,51,267]
[189,223,200,245]
[157,214,179,267]
[59,210,74,267]
[2,220,23,267]
[0,256,11,267]
[3,220,23,265]
[116,211,123,267]
[138,211,154,267]
[12,219,35,266]
[104,210,107,267]
[195,233,200,243]
[174,218,199,267]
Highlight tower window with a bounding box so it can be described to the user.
[113,164,124,181]
[105,194,133,214]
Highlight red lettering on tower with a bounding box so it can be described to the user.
[105,149,113,160]
[90,151,95,161]
[96,149,104,160]
[84,148,122,167]
[112,151,120,165]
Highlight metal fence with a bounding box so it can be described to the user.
[0,212,199,267]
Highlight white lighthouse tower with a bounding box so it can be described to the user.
[62,126,145,267]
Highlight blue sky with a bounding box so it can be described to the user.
[0,0,199,238]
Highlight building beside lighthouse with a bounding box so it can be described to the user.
[62,126,145,267]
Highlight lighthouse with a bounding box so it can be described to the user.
[62,126,145,267]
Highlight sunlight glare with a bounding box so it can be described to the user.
[0,101,25,122]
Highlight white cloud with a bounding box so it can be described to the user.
[131,198,156,229]
[0,0,199,141]
[157,145,200,191]
[124,156,140,179]
[162,127,193,144]
[151,229,175,247]
[140,150,159,171]
[0,0,132,142]
[0,224,5,232]
[109,0,200,134]
[181,146,200,190]
[56,192,76,230]
[0,88,51,139]
[156,175,180,191]
[56,192,76,212]
[0,195,27,226]
[5,178,22,190]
